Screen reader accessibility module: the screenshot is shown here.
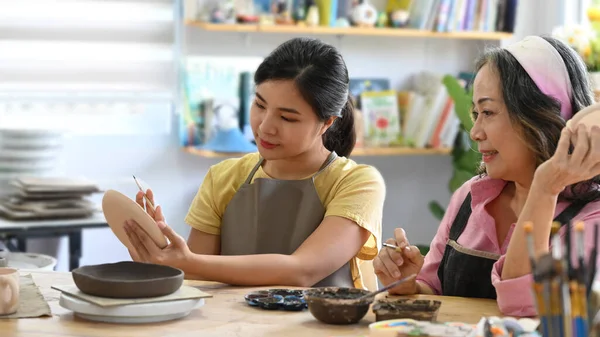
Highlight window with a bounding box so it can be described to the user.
[0,0,180,134]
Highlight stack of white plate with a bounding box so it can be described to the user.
[0,128,65,196]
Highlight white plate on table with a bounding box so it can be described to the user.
[59,293,205,324]
[3,252,57,271]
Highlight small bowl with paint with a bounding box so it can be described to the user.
[282,295,306,311]
[244,290,271,306]
[255,294,284,310]
[269,289,304,298]
[372,297,441,322]
[303,287,373,325]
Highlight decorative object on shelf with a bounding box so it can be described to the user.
[180,56,263,148]
[199,103,257,154]
[390,9,410,27]
[293,0,306,22]
[273,0,294,25]
[376,12,388,28]
[305,0,319,27]
[386,0,411,27]
[428,75,480,221]
[208,0,236,24]
[351,0,378,27]
[336,17,351,27]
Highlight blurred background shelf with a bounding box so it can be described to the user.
[185,21,513,40]
[184,146,452,158]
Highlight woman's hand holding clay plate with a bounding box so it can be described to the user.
[102,189,168,252]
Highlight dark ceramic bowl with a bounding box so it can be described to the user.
[72,261,184,298]
[372,297,442,322]
[303,287,373,325]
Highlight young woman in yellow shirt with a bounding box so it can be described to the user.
[123,37,386,290]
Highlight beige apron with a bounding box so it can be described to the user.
[220,151,354,288]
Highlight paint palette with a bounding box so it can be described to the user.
[244,289,307,311]
[368,319,476,337]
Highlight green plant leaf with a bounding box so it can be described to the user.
[454,145,481,172]
[428,201,445,221]
[442,74,473,130]
[416,244,430,256]
[449,168,475,192]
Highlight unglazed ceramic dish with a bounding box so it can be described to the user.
[570,103,600,129]
[72,261,184,298]
[101,189,167,251]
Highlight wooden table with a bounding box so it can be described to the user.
[2,270,501,337]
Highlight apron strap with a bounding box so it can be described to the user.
[448,192,589,243]
[448,192,473,241]
[244,157,265,185]
[244,151,337,185]
[314,151,338,175]
[554,199,590,227]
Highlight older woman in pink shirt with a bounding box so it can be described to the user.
[374,35,600,317]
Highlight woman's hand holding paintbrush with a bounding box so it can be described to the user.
[373,228,425,295]
[135,188,165,223]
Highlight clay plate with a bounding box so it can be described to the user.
[570,103,600,129]
[102,189,167,251]
[72,261,184,298]
[303,287,373,325]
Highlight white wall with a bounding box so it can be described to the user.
[26,0,543,271]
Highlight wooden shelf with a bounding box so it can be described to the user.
[185,21,513,41]
[184,146,452,158]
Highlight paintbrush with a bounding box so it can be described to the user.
[586,222,598,297]
[539,254,557,337]
[355,274,417,301]
[382,242,407,252]
[564,220,576,337]
[587,223,598,328]
[132,175,155,211]
[550,222,565,337]
[574,222,589,337]
[525,222,552,337]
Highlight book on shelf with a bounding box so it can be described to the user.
[407,0,518,33]
[350,72,464,152]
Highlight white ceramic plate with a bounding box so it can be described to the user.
[0,149,60,160]
[5,252,57,271]
[0,138,63,150]
[59,293,205,324]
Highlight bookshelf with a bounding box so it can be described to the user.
[185,146,452,158]
[185,21,513,41]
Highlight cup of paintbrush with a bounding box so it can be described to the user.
[524,222,552,337]
[574,221,589,336]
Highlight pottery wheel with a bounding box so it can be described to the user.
[59,293,204,324]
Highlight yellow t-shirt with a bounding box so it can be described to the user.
[184,152,385,290]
